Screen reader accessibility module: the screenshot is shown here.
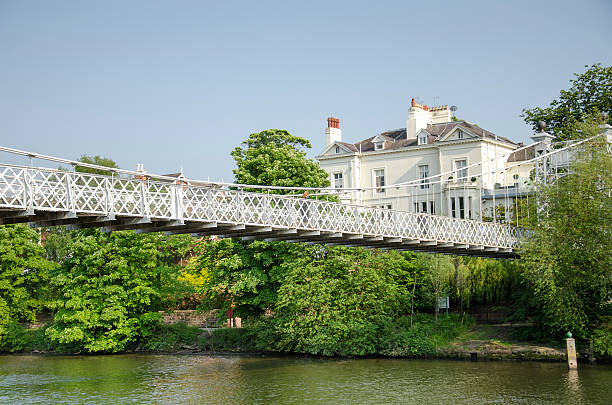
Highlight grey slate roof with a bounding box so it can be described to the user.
[347,121,516,153]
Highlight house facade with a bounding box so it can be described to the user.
[316,99,533,220]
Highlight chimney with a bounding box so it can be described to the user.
[406,98,433,140]
[325,117,342,146]
[135,163,147,181]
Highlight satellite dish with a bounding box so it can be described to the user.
[450,105,457,112]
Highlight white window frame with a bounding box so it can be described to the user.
[373,168,386,194]
[457,129,464,140]
[418,133,428,145]
[335,145,340,154]
[374,142,384,150]
[418,164,429,189]
[332,171,344,189]
[454,158,468,182]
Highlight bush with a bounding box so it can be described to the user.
[0,322,56,353]
[378,314,470,357]
[140,321,202,352]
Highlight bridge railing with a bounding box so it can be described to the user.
[0,162,523,248]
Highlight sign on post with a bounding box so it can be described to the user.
[438,296,449,315]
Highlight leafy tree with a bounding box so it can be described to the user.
[522,64,612,141]
[43,226,73,263]
[231,129,330,193]
[0,225,55,340]
[416,253,454,321]
[75,155,119,176]
[520,120,612,347]
[46,230,192,353]
[190,238,307,318]
[272,248,415,356]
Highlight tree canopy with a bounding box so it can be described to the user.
[75,155,119,176]
[520,120,612,350]
[522,64,612,141]
[0,225,54,340]
[46,230,193,353]
[231,129,330,193]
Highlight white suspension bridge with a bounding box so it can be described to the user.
[0,128,608,258]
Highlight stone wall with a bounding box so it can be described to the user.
[160,309,220,328]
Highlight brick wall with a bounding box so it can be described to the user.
[159,309,220,328]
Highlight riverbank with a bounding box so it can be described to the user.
[0,316,592,363]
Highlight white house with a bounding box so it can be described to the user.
[316,99,534,220]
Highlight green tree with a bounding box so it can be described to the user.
[75,155,119,176]
[197,128,335,318]
[46,230,192,353]
[273,248,415,356]
[191,238,307,318]
[522,64,612,141]
[416,253,454,321]
[231,129,330,193]
[0,225,55,339]
[520,120,612,348]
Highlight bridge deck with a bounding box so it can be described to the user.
[0,164,523,258]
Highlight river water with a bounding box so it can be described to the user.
[1,354,611,404]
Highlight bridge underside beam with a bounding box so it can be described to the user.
[0,206,518,258]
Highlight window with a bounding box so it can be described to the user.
[457,130,464,140]
[455,159,468,181]
[414,201,434,214]
[451,197,465,219]
[374,169,385,193]
[419,165,429,189]
[333,172,343,189]
[375,142,384,150]
[335,145,340,154]
[421,201,428,213]
[418,133,428,145]
[379,204,392,209]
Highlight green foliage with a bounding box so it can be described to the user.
[75,155,119,176]
[198,328,250,352]
[43,226,73,263]
[0,322,56,353]
[192,238,308,317]
[140,321,202,352]
[520,123,612,340]
[45,230,193,353]
[379,314,471,357]
[231,129,330,192]
[0,225,55,341]
[522,64,612,141]
[591,317,612,356]
[272,248,416,356]
[459,257,522,306]
[416,253,454,315]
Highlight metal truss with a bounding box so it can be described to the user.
[0,163,523,258]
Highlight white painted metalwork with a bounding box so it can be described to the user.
[0,131,608,258]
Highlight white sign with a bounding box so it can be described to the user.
[437,296,449,309]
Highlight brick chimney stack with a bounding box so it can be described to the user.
[325,117,342,146]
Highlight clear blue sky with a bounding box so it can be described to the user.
[1,0,610,181]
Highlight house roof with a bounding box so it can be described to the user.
[347,121,517,153]
[507,144,535,162]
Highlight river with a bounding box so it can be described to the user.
[1,354,611,404]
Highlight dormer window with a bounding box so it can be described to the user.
[335,145,340,154]
[375,142,384,150]
[457,130,464,140]
[418,133,428,145]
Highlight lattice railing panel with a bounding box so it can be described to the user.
[0,164,523,249]
[0,166,26,208]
